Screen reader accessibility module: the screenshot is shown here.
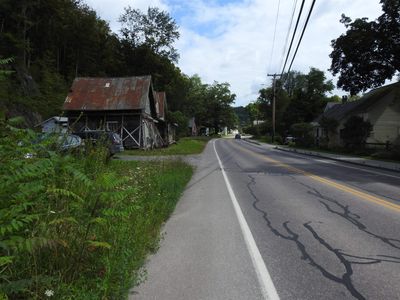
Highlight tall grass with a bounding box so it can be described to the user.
[0,118,193,299]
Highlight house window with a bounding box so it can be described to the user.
[339,128,345,139]
[106,121,118,132]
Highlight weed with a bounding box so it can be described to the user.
[0,118,193,299]
[122,137,210,156]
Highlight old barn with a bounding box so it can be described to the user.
[63,76,168,149]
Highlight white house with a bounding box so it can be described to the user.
[314,82,400,148]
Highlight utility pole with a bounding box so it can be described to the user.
[267,73,281,143]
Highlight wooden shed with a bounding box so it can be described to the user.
[63,76,167,149]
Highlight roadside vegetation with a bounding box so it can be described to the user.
[122,136,211,156]
[0,118,193,299]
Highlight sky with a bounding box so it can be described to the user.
[84,0,383,107]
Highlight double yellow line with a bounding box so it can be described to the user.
[231,141,400,213]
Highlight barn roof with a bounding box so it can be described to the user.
[63,76,152,111]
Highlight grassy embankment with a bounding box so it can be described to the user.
[250,136,400,163]
[1,119,193,299]
[284,145,400,163]
[122,136,211,156]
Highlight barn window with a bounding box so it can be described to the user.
[106,121,118,132]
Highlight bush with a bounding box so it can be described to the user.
[290,122,314,147]
[0,117,193,299]
[341,116,372,149]
[273,135,283,144]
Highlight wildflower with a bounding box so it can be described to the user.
[44,289,54,297]
[49,211,56,214]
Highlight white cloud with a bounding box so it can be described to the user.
[83,0,384,106]
[175,0,383,106]
[84,0,169,33]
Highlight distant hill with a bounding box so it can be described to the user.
[233,106,250,127]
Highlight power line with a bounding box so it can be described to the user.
[267,0,281,73]
[279,0,306,77]
[286,0,317,74]
[278,0,299,73]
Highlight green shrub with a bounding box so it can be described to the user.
[341,116,372,149]
[273,135,283,144]
[290,122,314,147]
[0,117,193,299]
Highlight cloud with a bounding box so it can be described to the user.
[83,0,384,106]
[84,0,169,33]
[175,0,383,106]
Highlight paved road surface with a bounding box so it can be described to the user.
[132,139,400,300]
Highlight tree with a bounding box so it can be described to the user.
[233,106,250,128]
[197,82,236,132]
[0,57,14,79]
[282,68,333,130]
[319,116,339,145]
[330,0,400,95]
[119,7,180,62]
[290,122,314,147]
[245,102,260,126]
[167,110,188,137]
[341,116,373,148]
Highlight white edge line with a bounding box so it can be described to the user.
[213,140,280,300]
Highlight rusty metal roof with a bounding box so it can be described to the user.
[63,76,152,111]
[156,91,166,120]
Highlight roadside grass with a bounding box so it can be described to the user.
[122,136,211,156]
[284,145,400,163]
[1,119,193,299]
[247,136,400,163]
[251,136,281,145]
[83,159,193,299]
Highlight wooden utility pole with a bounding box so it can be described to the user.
[267,73,280,142]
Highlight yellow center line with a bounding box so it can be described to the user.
[229,140,400,213]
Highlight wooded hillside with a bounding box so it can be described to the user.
[0,0,236,131]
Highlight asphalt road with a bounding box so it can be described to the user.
[132,138,400,300]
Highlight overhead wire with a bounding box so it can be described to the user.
[279,0,306,77]
[267,0,281,74]
[286,0,317,74]
[278,0,299,74]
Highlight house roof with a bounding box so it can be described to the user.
[316,82,400,123]
[63,76,152,111]
[155,91,166,120]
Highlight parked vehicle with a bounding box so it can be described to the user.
[22,133,83,158]
[235,133,241,139]
[284,136,296,144]
[73,130,124,156]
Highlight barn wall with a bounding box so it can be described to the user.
[65,111,166,149]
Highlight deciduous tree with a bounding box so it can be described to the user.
[330,0,400,95]
[119,7,180,62]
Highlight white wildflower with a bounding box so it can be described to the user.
[44,289,54,297]
[49,211,56,214]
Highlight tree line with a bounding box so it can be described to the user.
[242,68,338,143]
[0,0,236,133]
[240,0,399,145]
